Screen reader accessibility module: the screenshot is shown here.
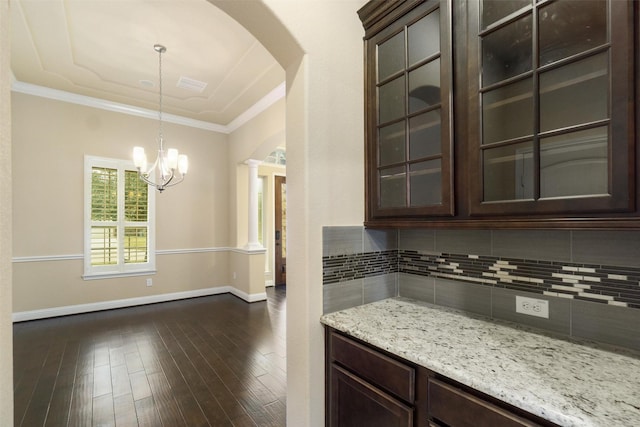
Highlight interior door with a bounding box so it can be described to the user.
[275,176,286,286]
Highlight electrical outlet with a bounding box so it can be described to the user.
[146,278,153,287]
[516,296,549,319]
[233,272,237,280]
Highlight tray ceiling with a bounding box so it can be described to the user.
[11,0,285,126]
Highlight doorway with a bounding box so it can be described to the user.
[275,175,286,286]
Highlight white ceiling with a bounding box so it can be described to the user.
[10,0,285,128]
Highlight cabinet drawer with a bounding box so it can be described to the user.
[428,378,542,427]
[330,331,415,403]
[330,364,414,427]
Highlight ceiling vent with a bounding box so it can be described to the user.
[177,76,208,93]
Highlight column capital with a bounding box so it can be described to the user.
[245,158,262,167]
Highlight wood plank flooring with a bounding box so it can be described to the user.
[13,287,287,427]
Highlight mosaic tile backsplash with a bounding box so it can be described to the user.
[323,250,640,309]
[398,252,640,309]
[322,226,640,351]
[323,250,398,285]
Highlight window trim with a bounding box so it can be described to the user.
[83,155,156,279]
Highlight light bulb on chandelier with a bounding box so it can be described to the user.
[133,44,188,192]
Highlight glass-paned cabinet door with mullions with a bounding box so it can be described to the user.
[367,0,453,219]
[468,0,634,216]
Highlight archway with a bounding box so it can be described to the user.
[205,1,312,425]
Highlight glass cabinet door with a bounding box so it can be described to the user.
[366,0,453,218]
[468,0,634,216]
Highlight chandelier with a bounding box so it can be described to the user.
[133,44,188,192]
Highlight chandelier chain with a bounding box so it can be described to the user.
[158,46,164,150]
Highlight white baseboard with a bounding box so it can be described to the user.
[13,286,267,322]
[228,287,268,303]
[265,279,275,287]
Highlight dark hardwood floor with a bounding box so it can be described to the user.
[13,287,287,427]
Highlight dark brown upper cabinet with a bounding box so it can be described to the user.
[360,0,454,220]
[468,0,635,217]
[359,0,639,229]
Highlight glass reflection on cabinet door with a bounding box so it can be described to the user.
[540,127,608,199]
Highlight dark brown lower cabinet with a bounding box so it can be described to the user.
[326,327,424,427]
[330,364,413,427]
[325,327,558,427]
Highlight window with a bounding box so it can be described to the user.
[84,156,156,279]
[264,147,286,166]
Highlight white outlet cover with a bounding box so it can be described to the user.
[516,296,549,319]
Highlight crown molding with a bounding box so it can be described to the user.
[11,80,286,134]
[11,81,227,132]
[226,82,286,132]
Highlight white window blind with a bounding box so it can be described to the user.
[84,156,156,279]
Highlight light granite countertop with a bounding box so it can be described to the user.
[320,297,640,427]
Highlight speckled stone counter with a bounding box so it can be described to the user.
[320,297,640,427]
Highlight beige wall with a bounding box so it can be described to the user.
[229,98,285,164]
[13,252,230,313]
[229,249,267,298]
[227,98,285,293]
[216,1,367,425]
[234,164,250,248]
[0,0,13,421]
[12,92,231,314]
[229,98,285,248]
[230,161,286,288]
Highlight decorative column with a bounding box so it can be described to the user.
[244,159,263,250]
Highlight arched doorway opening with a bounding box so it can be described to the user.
[206,2,311,425]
